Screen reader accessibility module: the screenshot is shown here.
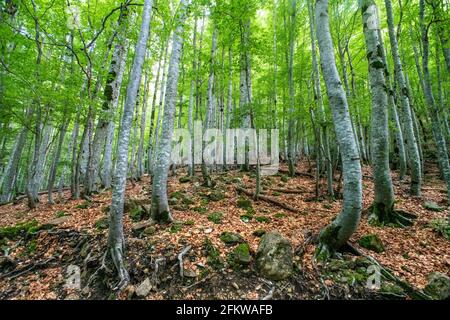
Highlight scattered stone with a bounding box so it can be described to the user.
[135,277,152,298]
[424,272,450,300]
[143,226,156,236]
[256,232,293,281]
[45,216,70,226]
[183,268,198,278]
[252,229,266,237]
[228,243,251,268]
[423,201,444,212]
[358,234,385,253]
[220,232,244,246]
[204,228,213,234]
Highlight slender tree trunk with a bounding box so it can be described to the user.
[385,0,422,195]
[107,0,153,289]
[151,0,190,224]
[315,0,362,259]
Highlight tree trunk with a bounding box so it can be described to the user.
[315,0,362,259]
[107,0,153,290]
[151,0,190,224]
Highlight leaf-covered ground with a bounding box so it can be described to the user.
[0,161,449,300]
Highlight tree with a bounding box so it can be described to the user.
[107,0,153,289]
[314,0,362,260]
[151,0,191,224]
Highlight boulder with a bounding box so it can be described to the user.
[424,272,450,300]
[255,232,293,281]
[358,234,385,253]
[135,277,152,298]
[228,243,251,268]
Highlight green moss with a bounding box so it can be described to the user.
[0,220,45,241]
[55,211,67,218]
[272,191,281,196]
[255,216,271,223]
[184,219,195,226]
[274,212,286,219]
[227,243,251,269]
[25,239,37,255]
[179,176,192,183]
[237,197,252,210]
[358,234,385,253]
[94,217,109,230]
[281,175,289,183]
[170,222,183,234]
[204,237,224,270]
[208,190,225,202]
[193,206,207,214]
[129,206,144,222]
[207,212,223,224]
[240,214,253,223]
[220,232,243,246]
[76,201,91,209]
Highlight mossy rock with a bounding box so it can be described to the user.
[252,229,266,237]
[274,213,286,219]
[220,232,244,246]
[179,176,192,183]
[204,237,224,270]
[193,206,207,214]
[207,212,223,224]
[143,226,156,236]
[424,272,450,300]
[256,232,293,281]
[280,175,289,183]
[228,243,251,269]
[237,197,252,210]
[94,217,109,230]
[208,190,225,202]
[181,197,195,205]
[423,201,444,212]
[358,234,385,253]
[255,216,271,223]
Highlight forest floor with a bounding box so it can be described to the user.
[0,161,449,300]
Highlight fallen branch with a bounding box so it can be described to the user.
[236,186,300,213]
[278,168,315,179]
[178,245,192,278]
[270,188,309,194]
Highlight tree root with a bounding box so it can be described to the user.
[236,186,300,213]
[367,205,417,228]
[178,245,192,278]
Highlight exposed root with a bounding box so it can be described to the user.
[368,204,417,228]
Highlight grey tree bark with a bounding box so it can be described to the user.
[151,0,190,224]
[107,0,153,290]
[315,0,362,260]
[385,0,422,196]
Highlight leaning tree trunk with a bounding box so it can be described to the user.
[314,0,362,260]
[385,0,422,196]
[151,0,190,224]
[107,0,153,290]
[419,0,450,205]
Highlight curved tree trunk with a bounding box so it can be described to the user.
[314,0,362,260]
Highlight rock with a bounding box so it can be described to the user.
[424,272,450,300]
[255,232,293,281]
[135,277,152,298]
[423,201,444,212]
[358,234,385,253]
[0,256,16,273]
[220,232,244,246]
[64,293,80,300]
[94,217,109,230]
[183,268,198,278]
[204,228,213,234]
[228,243,251,268]
[45,216,70,226]
[237,198,252,209]
[143,226,156,236]
[132,220,154,232]
[252,229,266,237]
